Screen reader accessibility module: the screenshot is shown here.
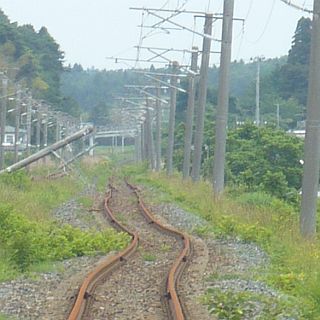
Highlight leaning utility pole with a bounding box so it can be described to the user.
[0,77,8,170]
[183,47,199,179]
[212,0,235,195]
[300,0,320,238]
[192,14,213,181]
[166,61,179,175]
[0,126,93,174]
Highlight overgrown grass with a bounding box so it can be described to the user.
[78,157,112,191]
[0,170,81,221]
[0,159,130,281]
[122,164,320,319]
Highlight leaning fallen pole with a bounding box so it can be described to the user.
[57,143,97,170]
[0,125,94,174]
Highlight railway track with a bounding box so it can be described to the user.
[67,180,192,320]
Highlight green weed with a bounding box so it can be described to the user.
[78,196,94,209]
[141,251,157,262]
[201,289,304,319]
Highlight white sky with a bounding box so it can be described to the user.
[0,0,314,70]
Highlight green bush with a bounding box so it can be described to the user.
[0,204,130,273]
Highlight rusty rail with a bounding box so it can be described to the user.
[126,181,190,320]
[67,190,139,320]
[68,182,190,320]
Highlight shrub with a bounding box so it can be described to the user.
[0,204,130,273]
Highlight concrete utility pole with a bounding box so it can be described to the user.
[36,108,41,152]
[300,0,320,238]
[141,122,146,161]
[183,47,199,179]
[14,86,21,163]
[135,131,142,162]
[0,77,8,170]
[56,117,61,143]
[166,61,179,175]
[26,94,32,156]
[192,14,213,181]
[145,98,154,169]
[42,107,48,164]
[212,0,235,195]
[155,83,162,171]
[255,58,261,126]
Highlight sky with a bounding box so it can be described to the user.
[0,0,314,70]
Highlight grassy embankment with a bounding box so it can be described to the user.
[122,163,320,319]
[0,158,130,282]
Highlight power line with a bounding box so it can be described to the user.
[249,0,277,44]
[279,0,313,13]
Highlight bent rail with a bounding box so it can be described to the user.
[68,190,139,320]
[126,181,190,320]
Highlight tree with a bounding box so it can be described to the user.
[275,17,312,105]
[226,123,303,200]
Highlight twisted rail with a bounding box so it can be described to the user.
[68,182,191,320]
[67,189,139,320]
[127,181,191,320]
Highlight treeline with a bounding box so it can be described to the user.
[0,10,79,116]
[61,65,145,125]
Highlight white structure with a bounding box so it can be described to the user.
[0,125,27,149]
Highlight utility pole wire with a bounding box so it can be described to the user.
[137,9,221,41]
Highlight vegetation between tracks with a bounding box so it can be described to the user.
[123,163,320,319]
[0,159,130,280]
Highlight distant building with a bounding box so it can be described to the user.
[0,125,27,150]
[288,129,305,139]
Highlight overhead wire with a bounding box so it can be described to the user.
[247,0,277,44]
[136,0,191,66]
[235,0,254,59]
[279,0,313,13]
